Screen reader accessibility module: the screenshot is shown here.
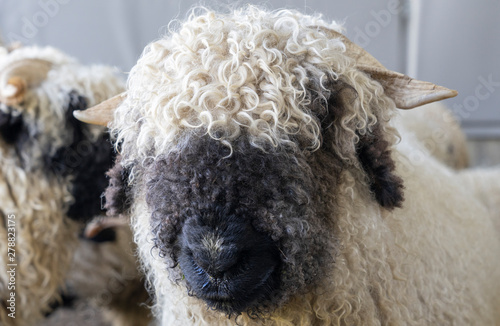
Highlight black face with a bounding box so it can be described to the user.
[143,135,335,317]
[47,91,115,222]
[0,91,115,223]
[106,79,405,318]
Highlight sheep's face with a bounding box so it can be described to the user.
[111,82,403,317]
[0,46,122,222]
[0,91,114,222]
[0,91,98,164]
[0,103,25,148]
[134,134,339,316]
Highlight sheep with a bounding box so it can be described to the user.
[0,44,125,325]
[396,102,469,169]
[75,7,500,325]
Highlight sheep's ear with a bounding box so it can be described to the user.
[314,27,457,109]
[73,92,126,126]
[103,155,132,217]
[322,80,404,210]
[355,125,404,210]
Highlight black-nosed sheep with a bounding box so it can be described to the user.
[76,7,500,325]
[0,45,125,325]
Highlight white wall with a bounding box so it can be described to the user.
[0,0,405,70]
[1,0,497,138]
[416,0,500,139]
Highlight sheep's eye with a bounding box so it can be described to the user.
[0,107,25,144]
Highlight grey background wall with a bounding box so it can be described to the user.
[0,0,499,140]
[416,0,500,139]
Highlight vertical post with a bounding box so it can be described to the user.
[406,0,422,78]
[398,0,410,74]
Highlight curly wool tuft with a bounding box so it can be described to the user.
[113,6,395,168]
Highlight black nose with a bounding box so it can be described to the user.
[178,215,281,315]
[181,220,252,282]
[191,243,239,281]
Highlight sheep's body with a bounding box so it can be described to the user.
[0,46,123,325]
[0,166,79,325]
[396,102,469,169]
[90,7,499,325]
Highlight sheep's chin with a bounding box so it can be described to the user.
[197,265,279,316]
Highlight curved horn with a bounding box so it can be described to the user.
[315,27,458,109]
[0,58,53,105]
[83,216,128,239]
[73,92,126,126]
[359,68,458,109]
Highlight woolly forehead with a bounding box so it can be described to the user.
[114,8,383,159]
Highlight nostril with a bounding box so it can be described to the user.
[188,248,242,281]
[192,256,230,280]
[207,269,225,281]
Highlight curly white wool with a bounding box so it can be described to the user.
[114,7,394,166]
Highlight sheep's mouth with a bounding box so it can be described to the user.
[181,254,281,316]
[203,266,277,312]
